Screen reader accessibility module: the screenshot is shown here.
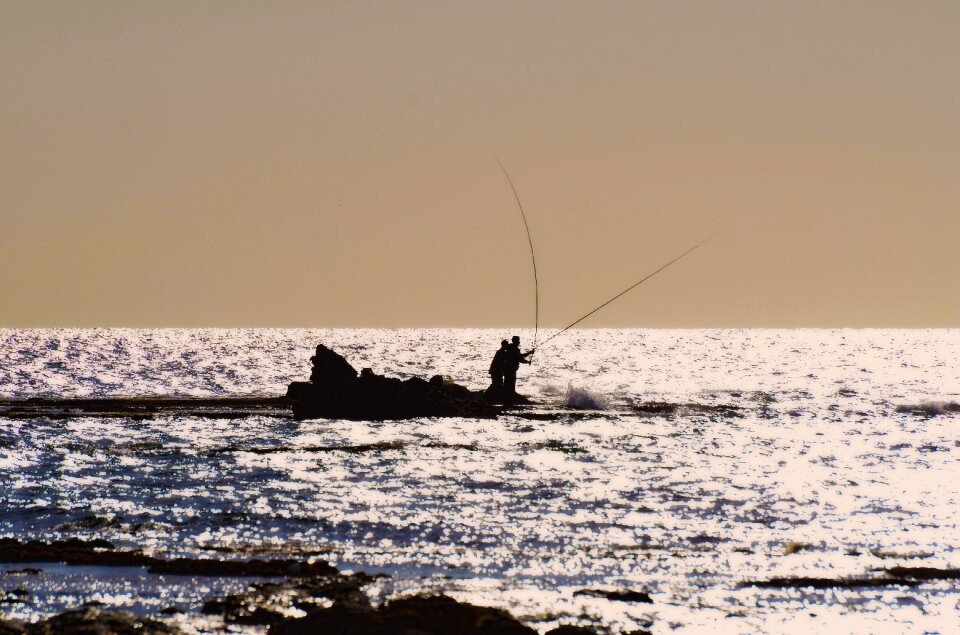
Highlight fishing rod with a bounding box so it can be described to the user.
[488,148,540,349]
[537,234,717,348]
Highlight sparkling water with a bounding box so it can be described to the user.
[1,328,959,633]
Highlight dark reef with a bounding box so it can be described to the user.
[287,344,499,420]
[0,539,633,634]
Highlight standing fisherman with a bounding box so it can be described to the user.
[503,335,535,396]
[488,340,509,391]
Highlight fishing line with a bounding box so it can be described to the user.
[538,233,717,348]
[488,148,539,348]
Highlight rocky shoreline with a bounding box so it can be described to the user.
[4,539,957,633]
[0,539,651,634]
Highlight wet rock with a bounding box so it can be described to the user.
[272,602,377,634]
[574,589,653,603]
[0,539,337,579]
[1,588,29,604]
[203,572,376,626]
[373,594,536,634]
[202,590,286,625]
[0,397,289,421]
[524,440,588,455]
[740,575,920,589]
[632,401,741,418]
[895,402,960,417]
[631,402,677,416]
[270,593,537,634]
[515,411,605,422]
[148,557,337,577]
[24,607,180,634]
[296,572,378,605]
[782,541,810,555]
[208,441,409,456]
[288,345,499,420]
[0,619,25,635]
[884,566,960,581]
[55,515,123,532]
[0,538,152,568]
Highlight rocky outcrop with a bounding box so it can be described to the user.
[0,538,336,577]
[23,608,180,634]
[270,593,536,635]
[287,345,498,420]
[201,571,378,626]
[1,537,652,634]
[0,619,25,635]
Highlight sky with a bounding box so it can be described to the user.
[1,1,958,328]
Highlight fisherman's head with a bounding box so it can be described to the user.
[511,336,520,345]
[500,339,509,348]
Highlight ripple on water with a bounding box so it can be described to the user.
[1,329,960,633]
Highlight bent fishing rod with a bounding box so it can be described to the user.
[537,234,717,349]
[488,148,540,349]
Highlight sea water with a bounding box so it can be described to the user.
[1,328,959,634]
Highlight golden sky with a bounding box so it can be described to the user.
[1,1,958,327]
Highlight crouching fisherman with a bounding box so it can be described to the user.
[489,339,509,391]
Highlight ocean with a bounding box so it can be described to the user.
[1,328,959,634]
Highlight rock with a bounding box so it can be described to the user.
[0,538,337,578]
[296,573,377,606]
[24,608,180,634]
[0,538,152,568]
[288,345,499,420]
[630,401,742,418]
[270,602,380,635]
[1,588,29,604]
[55,515,123,532]
[0,619,25,635]
[203,572,377,626]
[884,566,960,581]
[201,581,292,625]
[740,575,920,589]
[894,402,960,417]
[381,595,535,634]
[574,589,653,603]
[270,593,537,634]
[148,557,337,577]
[309,344,360,387]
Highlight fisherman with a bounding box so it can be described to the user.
[489,339,509,391]
[503,335,534,396]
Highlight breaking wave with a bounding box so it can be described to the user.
[564,384,609,410]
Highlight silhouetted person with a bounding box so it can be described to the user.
[503,335,534,395]
[489,339,509,391]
